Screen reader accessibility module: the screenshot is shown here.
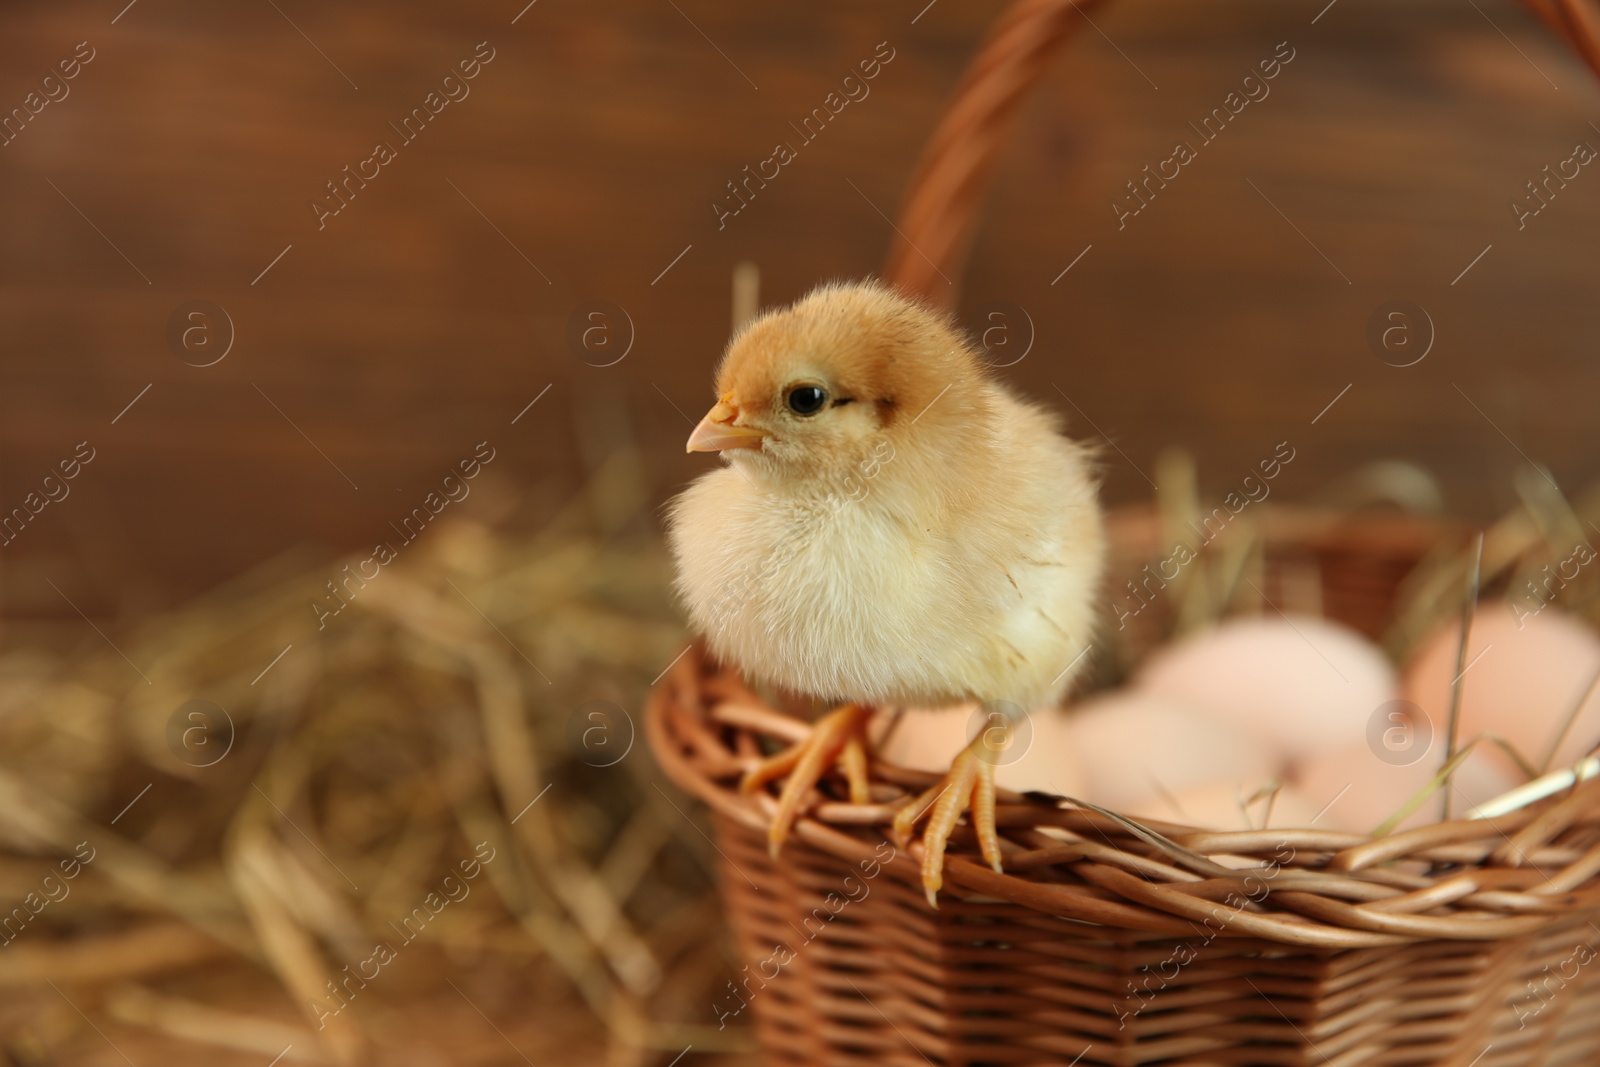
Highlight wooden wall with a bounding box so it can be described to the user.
[2,0,1597,625]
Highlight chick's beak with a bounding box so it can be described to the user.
[686,396,767,453]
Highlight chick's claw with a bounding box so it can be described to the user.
[739,703,870,858]
[893,730,1008,908]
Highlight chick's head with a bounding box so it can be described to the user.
[687,280,983,480]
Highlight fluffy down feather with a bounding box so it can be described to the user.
[668,280,1105,711]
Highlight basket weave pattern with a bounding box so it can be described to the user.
[650,3,1600,1062]
[647,514,1600,1066]
[651,652,1600,1064]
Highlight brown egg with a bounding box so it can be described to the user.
[1402,601,1600,777]
[1065,691,1281,812]
[1293,741,1517,835]
[1136,616,1399,762]
[1126,780,1321,832]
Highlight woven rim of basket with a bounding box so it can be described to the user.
[881,0,1600,306]
[645,0,1600,951]
[646,651,1600,949]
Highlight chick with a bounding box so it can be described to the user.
[668,280,1105,904]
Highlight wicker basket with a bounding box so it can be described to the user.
[646,5,1600,1065]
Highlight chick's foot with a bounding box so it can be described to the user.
[740,702,871,858]
[892,727,1008,907]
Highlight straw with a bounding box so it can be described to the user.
[1540,662,1600,775]
[1441,533,1483,821]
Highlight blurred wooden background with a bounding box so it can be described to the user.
[2,0,1597,630]
[3,2,1600,1063]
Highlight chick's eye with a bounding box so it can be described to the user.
[785,385,828,416]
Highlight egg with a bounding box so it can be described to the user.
[875,703,1087,798]
[1135,615,1398,762]
[1293,741,1518,835]
[1402,600,1600,777]
[1065,691,1281,812]
[1125,780,1320,832]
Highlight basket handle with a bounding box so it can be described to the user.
[884,0,1600,308]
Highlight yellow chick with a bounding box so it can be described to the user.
[668,280,1105,904]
